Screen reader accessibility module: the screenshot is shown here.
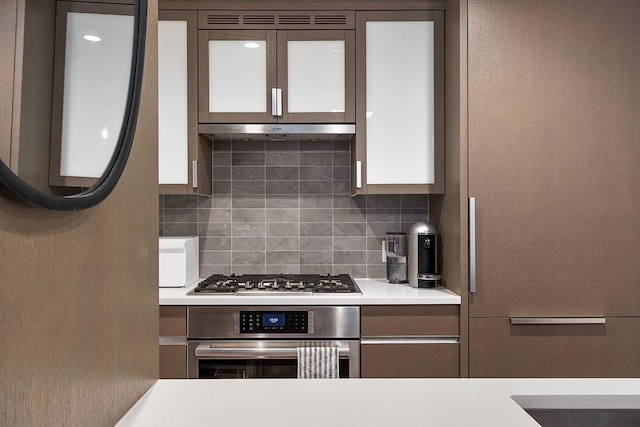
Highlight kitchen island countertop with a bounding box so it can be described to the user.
[159,278,461,305]
[117,378,640,427]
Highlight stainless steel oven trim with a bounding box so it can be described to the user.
[195,342,351,359]
[188,306,359,340]
[188,339,360,379]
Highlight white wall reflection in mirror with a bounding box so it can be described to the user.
[60,12,133,178]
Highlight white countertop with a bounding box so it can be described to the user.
[159,278,461,306]
[117,378,640,427]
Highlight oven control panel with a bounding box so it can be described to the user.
[239,311,309,333]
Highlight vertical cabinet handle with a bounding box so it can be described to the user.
[469,197,476,293]
[276,88,283,117]
[192,160,198,189]
[356,161,362,189]
[271,88,283,117]
[271,88,278,117]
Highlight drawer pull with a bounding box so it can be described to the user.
[361,336,459,345]
[159,336,187,346]
[469,197,476,293]
[510,317,606,325]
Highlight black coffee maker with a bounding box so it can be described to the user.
[408,222,442,288]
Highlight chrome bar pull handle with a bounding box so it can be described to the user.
[356,161,362,189]
[195,345,350,359]
[271,88,278,117]
[469,197,477,293]
[192,161,198,189]
[510,317,606,325]
[276,88,283,116]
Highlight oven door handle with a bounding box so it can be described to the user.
[195,345,350,359]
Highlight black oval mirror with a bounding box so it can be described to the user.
[0,0,147,211]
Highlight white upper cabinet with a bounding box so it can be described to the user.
[366,21,435,185]
[208,38,268,114]
[158,11,211,195]
[286,39,345,114]
[353,11,444,195]
[158,19,189,185]
[197,11,355,124]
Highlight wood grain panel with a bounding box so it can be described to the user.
[160,306,187,336]
[361,305,459,336]
[0,0,17,165]
[469,317,640,378]
[0,1,159,426]
[159,345,188,379]
[13,0,56,192]
[361,343,459,378]
[439,0,469,376]
[467,0,640,318]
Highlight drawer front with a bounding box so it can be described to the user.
[361,305,459,336]
[159,345,187,379]
[160,306,187,336]
[361,342,459,378]
[470,317,640,377]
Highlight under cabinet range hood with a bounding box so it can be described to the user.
[198,124,355,141]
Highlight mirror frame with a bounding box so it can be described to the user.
[0,0,148,211]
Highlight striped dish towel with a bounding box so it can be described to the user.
[297,345,339,379]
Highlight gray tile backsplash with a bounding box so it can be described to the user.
[159,138,431,278]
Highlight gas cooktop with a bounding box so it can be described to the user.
[189,274,361,295]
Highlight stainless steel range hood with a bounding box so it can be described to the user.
[198,124,355,141]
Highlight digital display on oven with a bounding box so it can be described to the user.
[262,313,285,327]
[239,311,308,333]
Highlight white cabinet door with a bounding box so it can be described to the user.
[158,11,210,195]
[354,11,444,195]
[198,30,276,123]
[366,21,434,185]
[158,19,189,185]
[278,30,355,123]
[198,29,354,123]
[286,40,345,113]
[208,39,268,114]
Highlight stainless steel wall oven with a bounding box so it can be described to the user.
[187,306,360,379]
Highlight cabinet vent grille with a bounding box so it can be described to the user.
[314,15,348,25]
[243,14,276,25]
[278,15,312,25]
[206,14,240,25]
[199,11,354,29]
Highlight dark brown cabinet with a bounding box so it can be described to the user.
[197,11,355,124]
[469,318,640,378]
[159,306,187,379]
[361,305,459,378]
[441,0,640,377]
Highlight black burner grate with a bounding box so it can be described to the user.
[192,273,360,294]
